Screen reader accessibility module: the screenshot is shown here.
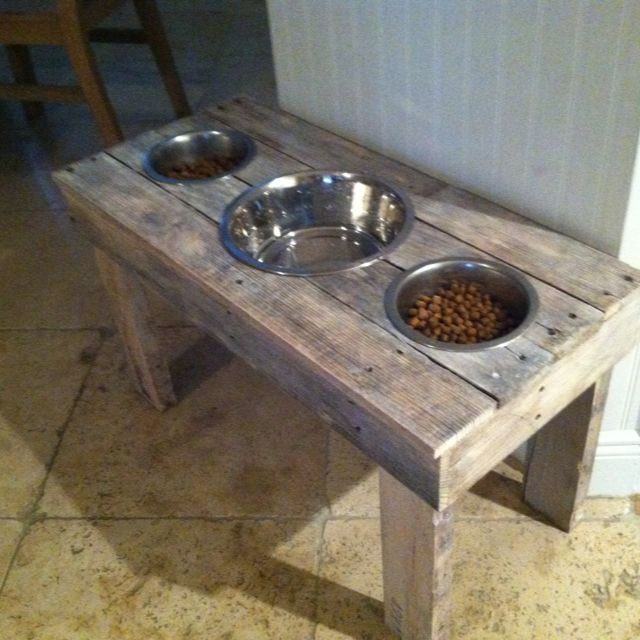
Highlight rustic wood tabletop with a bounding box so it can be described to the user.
[54,97,640,640]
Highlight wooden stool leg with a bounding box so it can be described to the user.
[524,373,610,532]
[95,250,176,411]
[5,45,44,120]
[58,3,123,146]
[132,0,191,118]
[380,469,454,640]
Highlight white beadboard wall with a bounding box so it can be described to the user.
[268,0,640,256]
[267,0,640,493]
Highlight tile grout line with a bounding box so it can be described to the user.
[0,330,105,596]
[6,512,633,524]
[39,514,345,523]
[0,323,194,333]
[0,326,112,333]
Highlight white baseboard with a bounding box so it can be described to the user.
[589,430,640,496]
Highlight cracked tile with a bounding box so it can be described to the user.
[42,329,330,518]
[0,330,100,517]
[0,518,319,639]
[0,520,22,582]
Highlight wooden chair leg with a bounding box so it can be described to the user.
[58,4,123,146]
[380,469,454,640]
[524,373,610,532]
[132,0,190,118]
[95,249,176,411]
[5,45,44,120]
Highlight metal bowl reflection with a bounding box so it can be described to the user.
[143,129,256,184]
[220,171,413,276]
[385,258,539,352]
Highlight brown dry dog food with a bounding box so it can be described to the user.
[406,279,515,345]
[164,156,236,180]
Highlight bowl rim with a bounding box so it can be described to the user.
[219,169,415,276]
[142,128,257,185]
[384,256,540,352]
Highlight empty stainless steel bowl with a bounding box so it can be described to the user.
[143,129,256,184]
[220,171,413,276]
[385,258,539,351]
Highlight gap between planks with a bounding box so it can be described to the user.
[98,111,600,407]
[102,147,503,408]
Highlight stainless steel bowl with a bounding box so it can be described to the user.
[143,129,256,184]
[385,258,539,352]
[220,171,413,276]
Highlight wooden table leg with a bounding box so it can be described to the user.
[95,249,176,411]
[524,373,611,532]
[379,469,454,640]
[133,0,191,118]
[5,45,44,120]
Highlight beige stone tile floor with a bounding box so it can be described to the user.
[1,1,639,638]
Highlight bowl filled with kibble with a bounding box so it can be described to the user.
[385,258,539,351]
[143,129,256,184]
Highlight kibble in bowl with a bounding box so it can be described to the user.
[143,129,256,184]
[384,258,539,352]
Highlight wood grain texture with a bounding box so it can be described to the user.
[54,97,640,640]
[107,120,548,403]
[94,249,176,410]
[524,373,611,532]
[53,152,495,456]
[212,97,640,315]
[107,106,602,408]
[414,187,640,315]
[380,469,453,640]
[0,82,84,102]
[209,98,445,197]
[440,294,640,507]
[61,184,446,506]
[58,0,123,145]
[0,12,61,45]
[132,0,190,118]
[5,44,44,118]
[391,222,604,357]
[54,98,640,515]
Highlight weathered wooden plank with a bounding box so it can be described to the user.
[212,97,640,315]
[439,294,640,507]
[60,184,447,506]
[108,112,605,407]
[390,223,604,357]
[209,98,445,197]
[110,108,308,188]
[94,249,176,410]
[380,469,453,640]
[413,187,640,315]
[109,121,552,403]
[54,153,496,456]
[524,373,611,532]
[315,261,553,402]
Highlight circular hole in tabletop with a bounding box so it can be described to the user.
[143,129,256,184]
[384,257,539,353]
